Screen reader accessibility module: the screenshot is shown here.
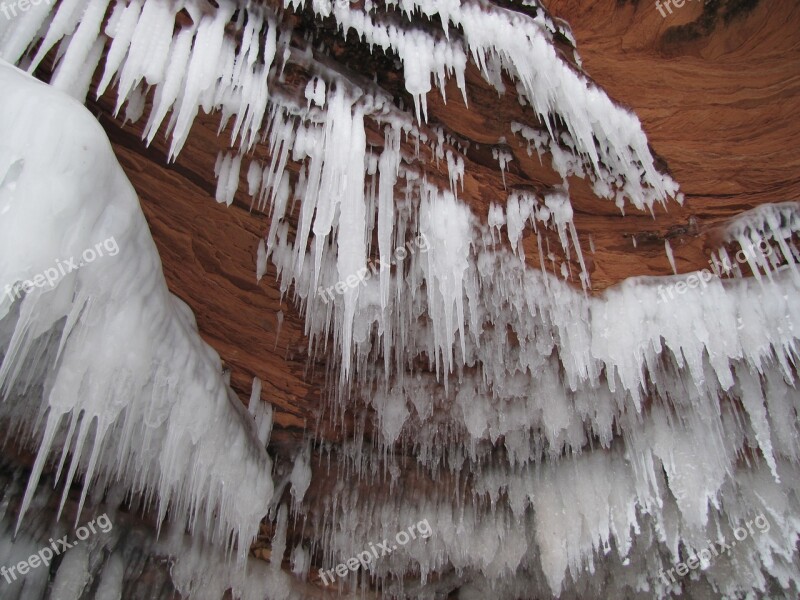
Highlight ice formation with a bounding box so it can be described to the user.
[0,64,273,570]
[0,0,798,598]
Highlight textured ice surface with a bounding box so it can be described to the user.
[1,0,799,597]
[0,63,274,568]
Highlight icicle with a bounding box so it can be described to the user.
[96,0,143,97]
[378,125,400,313]
[271,504,288,571]
[249,376,272,447]
[446,149,464,197]
[214,152,241,206]
[49,0,109,99]
[290,446,312,505]
[143,27,194,145]
[114,0,175,110]
[51,543,90,598]
[4,2,800,597]
[247,160,263,197]
[257,238,268,282]
[169,0,235,159]
[665,239,677,275]
[26,0,90,73]
[420,188,473,381]
[492,148,513,190]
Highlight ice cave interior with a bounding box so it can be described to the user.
[0,0,799,598]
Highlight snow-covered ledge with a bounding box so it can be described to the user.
[0,61,274,565]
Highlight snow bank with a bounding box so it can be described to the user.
[0,62,274,567]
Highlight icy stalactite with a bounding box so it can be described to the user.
[500,188,590,288]
[665,238,678,274]
[0,473,120,600]
[372,385,411,446]
[160,519,301,600]
[721,201,800,285]
[291,543,310,579]
[378,125,401,314]
[1,0,279,160]
[330,247,799,472]
[330,96,368,379]
[0,0,678,219]
[445,149,464,197]
[258,88,798,468]
[0,465,318,599]
[0,0,679,305]
[419,188,474,380]
[290,446,312,506]
[248,376,273,448]
[286,198,800,596]
[0,63,274,567]
[312,448,800,598]
[325,0,679,210]
[313,418,800,598]
[271,504,289,572]
[492,147,512,189]
[49,0,110,100]
[242,67,800,594]
[215,151,242,206]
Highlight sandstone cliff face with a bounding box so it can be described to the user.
[82,0,799,435]
[547,0,800,278]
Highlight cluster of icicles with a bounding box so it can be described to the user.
[0,0,799,598]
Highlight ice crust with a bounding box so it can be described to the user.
[0,63,274,569]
